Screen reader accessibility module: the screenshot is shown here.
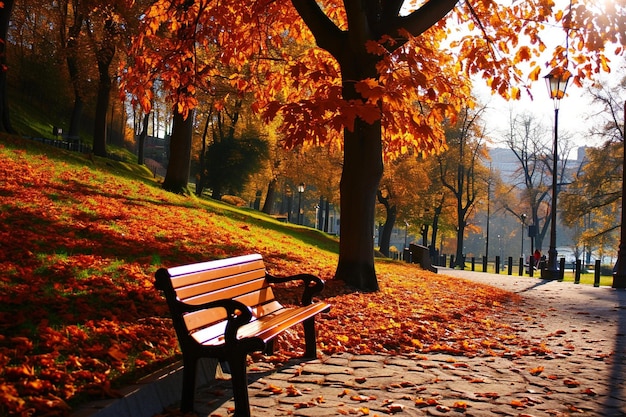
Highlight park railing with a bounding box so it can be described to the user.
[404,245,604,287]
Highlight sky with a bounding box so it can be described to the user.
[452,0,625,151]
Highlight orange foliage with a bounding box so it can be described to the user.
[122,1,622,156]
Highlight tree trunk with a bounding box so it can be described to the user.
[376,191,397,257]
[0,0,15,133]
[195,112,211,196]
[163,109,193,193]
[138,113,149,165]
[93,58,112,157]
[262,178,277,214]
[66,11,84,139]
[335,116,383,291]
[93,21,115,157]
[455,222,466,268]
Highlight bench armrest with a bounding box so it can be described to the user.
[174,298,254,344]
[266,273,325,305]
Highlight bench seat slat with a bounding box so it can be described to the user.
[183,295,282,333]
[238,303,330,342]
[191,302,330,346]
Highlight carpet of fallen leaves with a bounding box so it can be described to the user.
[0,137,527,417]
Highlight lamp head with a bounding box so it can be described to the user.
[544,69,571,103]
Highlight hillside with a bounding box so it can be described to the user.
[0,134,524,416]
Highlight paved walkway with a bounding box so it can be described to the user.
[74,271,626,417]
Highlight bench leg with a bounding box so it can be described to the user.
[303,317,317,358]
[228,355,251,417]
[180,356,198,413]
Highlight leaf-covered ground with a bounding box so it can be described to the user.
[0,136,527,416]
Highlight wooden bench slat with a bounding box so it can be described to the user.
[191,303,329,347]
[169,255,265,287]
[182,287,279,332]
[171,260,266,289]
[239,303,330,342]
[167,254,263,277]
[176,269,267,301]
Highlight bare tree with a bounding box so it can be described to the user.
[437,106,490,268]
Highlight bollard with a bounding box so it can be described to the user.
[441,255,447,268]
[575,259,581,284]
[594,259,601,287]
[471,257,475,271]
[482,256,487,272]
[507,257,513,275]
[495,256,500,274]
[518,257,524,276]
[450,255,455,268]
[559,258,565,281]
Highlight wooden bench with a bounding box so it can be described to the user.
[154,253,330,417]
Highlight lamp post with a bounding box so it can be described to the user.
[520,213,527,258]
[613,101,626,288]
[542,69,570,280]
[297,182,305,225]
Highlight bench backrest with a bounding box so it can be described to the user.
[155,254,284,345]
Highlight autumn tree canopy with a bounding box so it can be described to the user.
[122,0,625,291]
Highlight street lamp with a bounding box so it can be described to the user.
[297,182,305,225]
[542,68,570,280]
[520,213,527,258]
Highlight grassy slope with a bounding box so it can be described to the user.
[0,133,342,413]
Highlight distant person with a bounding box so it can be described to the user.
[533,250,541,268]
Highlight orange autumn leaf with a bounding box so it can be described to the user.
[350,394,374,402]
[529,366,544,376]
[510,399,527,408]
[263,384,283,394]
[453,401,469,410]
[563,379,581,387]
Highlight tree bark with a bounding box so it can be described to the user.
[93,20,116,157]
[163,109,194,193]
[65,9,84,139]
[377,190,397,257]
[262,178,277,214]
[137,113,149,165]
[335,116,383,291]
[0,0,15,133]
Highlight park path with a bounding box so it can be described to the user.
[73,270,626,417]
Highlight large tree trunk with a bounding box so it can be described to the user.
[335,116,383,291]
[163,109,193,193]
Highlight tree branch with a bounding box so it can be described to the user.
[290,0,346,56]
[390,0,457,39]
